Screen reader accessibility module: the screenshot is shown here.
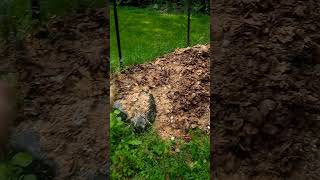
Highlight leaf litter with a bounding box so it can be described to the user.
[113,45,210,140]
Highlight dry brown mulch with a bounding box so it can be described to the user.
[114,45,210,139]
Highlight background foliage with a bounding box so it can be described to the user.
[0,0,105,43]
[118,0,210,14]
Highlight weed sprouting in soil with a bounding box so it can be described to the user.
[0,151,55,180]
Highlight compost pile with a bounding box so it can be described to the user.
[114,45,210,139]
[14,8,108,180]
[212,0,320,179]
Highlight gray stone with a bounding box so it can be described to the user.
[116,92,156,131]
[131,115,149,130]
[132,92,156,130]
[113,100,124,111]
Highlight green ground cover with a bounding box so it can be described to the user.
[110,110,210,179]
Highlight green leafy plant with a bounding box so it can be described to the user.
[0,152,37,180]
[110,109,210,179]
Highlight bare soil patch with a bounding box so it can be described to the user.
[212,0,320,179]
[10,8,108,180]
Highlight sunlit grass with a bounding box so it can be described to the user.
[110,110,210,179]
[110,6,209,72]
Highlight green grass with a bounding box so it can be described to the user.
[110,110,210,179]
[110,6,210,71]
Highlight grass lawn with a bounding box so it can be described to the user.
[110,6,210,71]
[110,110,210,179]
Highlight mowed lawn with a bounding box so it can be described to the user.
[110,6,210,71]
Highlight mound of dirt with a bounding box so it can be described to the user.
[114,45,210,139]
[13,8,108,180]
[212,0,320,179]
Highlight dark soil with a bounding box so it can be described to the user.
[211,0,320,179]
[10,8,108,180]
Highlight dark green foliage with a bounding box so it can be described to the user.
[0,152,37,180]
[0,0,105,42]
[39,0,105,20]
[0,151,55,180]
[0,0,27,44]
[117,0,210,14]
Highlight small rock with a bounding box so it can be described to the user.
[171,136,175,141]
[113,100,124,111]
